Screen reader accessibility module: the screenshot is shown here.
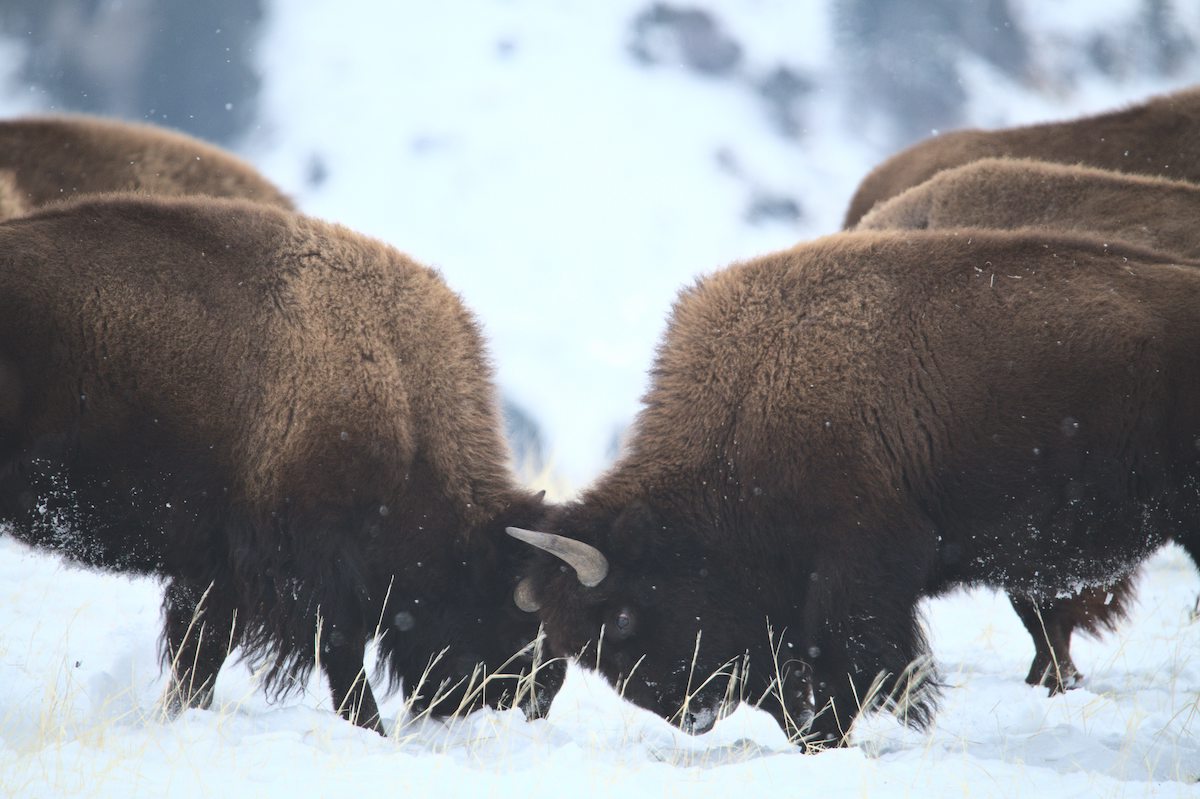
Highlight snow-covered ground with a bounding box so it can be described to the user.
[1,1,1200,796]
[1,535,1197,797]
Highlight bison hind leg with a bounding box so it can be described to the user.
[1009,593,1078,694]
[1009,575,1135,695]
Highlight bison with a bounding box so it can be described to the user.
[510,229,1200,748]
[843,85,1200,228]
[858,156,1200,691]
[0,115,292,220]
[858,158,1200,261]
[0,194,560,732]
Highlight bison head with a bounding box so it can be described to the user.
[510,496,811,736]
[375,490,566,720]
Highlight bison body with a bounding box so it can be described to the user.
[858,156,1200,689]
[0,115,291,220]
[843,85,1200,227]
[859,158,1200,261]
[0,195,558,730]
[515,230,1200,746]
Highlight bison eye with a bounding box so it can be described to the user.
[610,607,637,640]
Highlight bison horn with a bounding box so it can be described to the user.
[513,577,542,613]
[505,527,610,587]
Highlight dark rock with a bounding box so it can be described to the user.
[745,193,803,225]
[757,65,815,137]
[629,3,742,77]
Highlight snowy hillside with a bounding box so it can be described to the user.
[239,0,1200,481]
[0,1,1199,797]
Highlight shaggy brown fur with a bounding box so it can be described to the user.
[843,85,1200,227]
[0,115,292,221]
[859,158,1200,260]
[0,194,560,731]
[518,229,1200,748]
[859,157,1200,691]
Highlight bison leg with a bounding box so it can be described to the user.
[1008,594,1080,693]
[800,571,936,749]
[162,578,237,715]
[1009,577,1135,694]
[321,626,384,734]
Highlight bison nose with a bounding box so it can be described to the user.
[680,707,717,735]
[518,679,556,720]
[518,656,566,720]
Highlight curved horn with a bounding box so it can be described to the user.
[513,577,542,613]
[506,526,610,587]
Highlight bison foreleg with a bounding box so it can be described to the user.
[321,627,384,734]
[801,573,937,747]
[162,578,237,715]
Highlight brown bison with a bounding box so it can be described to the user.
[843,85,1200,228]
[0,194,560,732]
[0,115,292,220]
[858,156,1200,691]
[858,158,1200,261]
[511,229,1200,748]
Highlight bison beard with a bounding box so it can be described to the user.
[513,229,1200,749]
[0,195,562,732]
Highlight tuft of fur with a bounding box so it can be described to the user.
[521,228,1200,747]
[1071,576,1137,638]
[0,194,559,731]
[0,115,292,219]
[0,170,28,222]
[844,85,1200,227]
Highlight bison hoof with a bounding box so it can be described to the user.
[1047,671,1083,695]
[162,684,215,718]
[1025,661,1082,695]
